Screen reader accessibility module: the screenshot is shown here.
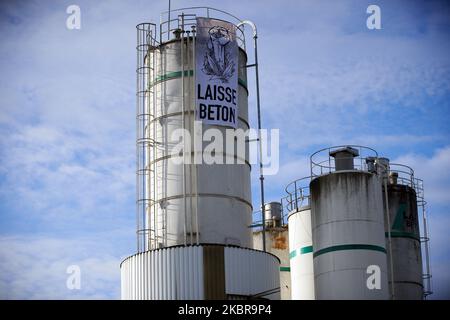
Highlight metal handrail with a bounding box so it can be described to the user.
[159,6,246,49]
[284,176,311,212]
[251,207,289,228]
[310,145,378,177]
[389,163,416,188]
[161,6,242,24]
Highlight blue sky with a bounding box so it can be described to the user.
[0,0,449,299]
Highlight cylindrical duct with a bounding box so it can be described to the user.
[310,171,389,299]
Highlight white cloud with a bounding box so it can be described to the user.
[0,234,129,299]
[393,146,450,204]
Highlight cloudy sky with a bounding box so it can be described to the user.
[0,0,449,299]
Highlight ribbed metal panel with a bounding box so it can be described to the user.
[224,247,280,299]
[121,246,204,300]
[121,245,280,300]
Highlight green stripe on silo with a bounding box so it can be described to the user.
[238,78,247,89]
[385,231,420,242]
[289,246,313,259]
[313,244,387,258]
[300,245,313,254]
[289,250,297,259]
[149,69,248,91]
[153,70,193,84]
[280,267,290,272]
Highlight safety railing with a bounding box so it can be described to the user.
[388,163,417,189]
[159,6,246,50]
[310,145,379,177]
[250,209,286,230]
[284,176,311,213]
[136,23,160,253]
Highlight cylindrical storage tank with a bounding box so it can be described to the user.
[263,202,282,227]
[120,245,280,300]
[130,13,282,301]
[310,171,389,300]
[385,184,423,299]
[288,206,315,300]
[145,31,252,248]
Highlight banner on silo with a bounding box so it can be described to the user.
[195,17,238,128]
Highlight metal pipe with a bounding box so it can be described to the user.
[192,25,199,245]
[161,36,168,248]
[186,29,194,246]
[136,26,140,252]
[150,39,156,249]
[167,0,171,41]
[180,14,187,246]
[422,204,431,297]
[294,181,298,211]
[380,163,395,300]
[153,38,159,249]
[419,180,432,298]
[237,20,266,251]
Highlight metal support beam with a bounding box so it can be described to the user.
[237,20,266,252]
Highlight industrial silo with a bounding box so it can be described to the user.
[309,146,389,300]
[252,202,291,300]
[121,7,280,300]
[285,177,315,300]
[383,163,425,299]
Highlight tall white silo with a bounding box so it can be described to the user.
[310,146,389,300]
[285,177,315,300]
[121,7,280,300]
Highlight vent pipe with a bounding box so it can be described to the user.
[329,146,359,171]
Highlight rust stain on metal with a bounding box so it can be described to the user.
[273,235,287,250]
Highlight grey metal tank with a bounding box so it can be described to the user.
[263,202,282,227]
[310,146,389,300]
[384,164,424,300]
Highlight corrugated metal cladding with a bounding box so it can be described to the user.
[121,245,204,300]
[120,245,280,300]
[224,247,280,300]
